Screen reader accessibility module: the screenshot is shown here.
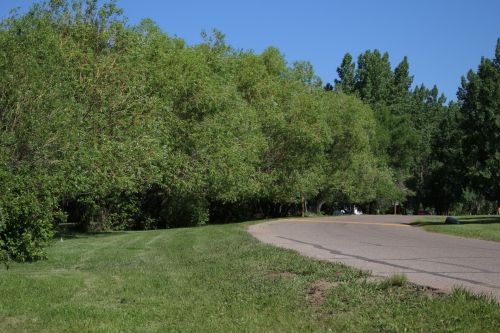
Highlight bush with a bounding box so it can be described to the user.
[0,211,10,269]
[0,177,58,262]
[63,192,142,232]
[450,188,496,215]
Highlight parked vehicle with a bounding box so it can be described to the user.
[353,206,363,215]
[333,205,363,215]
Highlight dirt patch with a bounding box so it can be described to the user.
[416,285,447,298]
[308,278,338,308]
[0,315,34,332]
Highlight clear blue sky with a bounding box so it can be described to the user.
[1,0,499,101]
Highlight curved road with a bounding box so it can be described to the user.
[248,215,500,300]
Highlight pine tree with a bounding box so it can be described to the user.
[355,50,393,105]
[457,38,500,201]
[392,56,413,104]
[334,53,356,94]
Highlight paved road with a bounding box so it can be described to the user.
[248,215,500,300]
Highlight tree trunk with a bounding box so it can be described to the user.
[301,193,305,217]
[316,200,325,214]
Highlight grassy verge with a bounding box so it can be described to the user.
[1,221,499,332]
[412,215,500,242]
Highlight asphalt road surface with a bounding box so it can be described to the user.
[248,215,500,300]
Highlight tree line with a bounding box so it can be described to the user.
[0,0,498,262]
[329,46,498,215]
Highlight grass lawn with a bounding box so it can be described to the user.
[412,215,500,242]
[1,221,499,332]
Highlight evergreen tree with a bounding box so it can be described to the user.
[334,53,356,94]
[392,56,413,105]
[355,50,393,105]
[457,38,500,202]
[424,103,463,212]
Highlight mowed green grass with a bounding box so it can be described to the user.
[1,221,499,332]
[412,215,500,242]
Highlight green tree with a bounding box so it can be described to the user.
[392,56,413,105]
[0,0,413,260]
[457,38,500,202]
[355,50,394,105]
[334,53,356,94]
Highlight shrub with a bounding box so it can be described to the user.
[0,210,10,269]
[450,188,496,215]
[0,176,58,262]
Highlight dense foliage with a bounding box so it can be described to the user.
[0,1,498,261]
[0,1,395,260]
[330,42,499,215]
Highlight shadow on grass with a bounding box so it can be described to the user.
[54,231,129,240]
[412,216,500,226]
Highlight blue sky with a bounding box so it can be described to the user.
[1,1,499,101]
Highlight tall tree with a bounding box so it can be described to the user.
[424,103,463,212]
[407,84,448,210]
[457,38,500,202]
[392,56,413,105]
[355,50,393,105]
[334,53,356,94]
